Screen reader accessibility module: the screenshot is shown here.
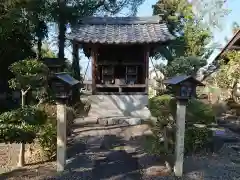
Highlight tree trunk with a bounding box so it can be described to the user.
[58,0,66,65]
[17,143,25,167]
[71,42,80,104]
[37,38,42,59]
[18,92,26,167]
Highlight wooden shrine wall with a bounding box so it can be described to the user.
[91,45,149,94]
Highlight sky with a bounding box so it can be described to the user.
[64,0,240,80]
[207,0,240,62]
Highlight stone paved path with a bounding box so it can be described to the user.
[46,118,151,180]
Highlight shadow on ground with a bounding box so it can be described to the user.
[54,134,145,180]
[0,162,56,180]
[92,150,141,180]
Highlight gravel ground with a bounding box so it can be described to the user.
[1,123,240,180]
[0,143,20,174]
[0,162,56,180]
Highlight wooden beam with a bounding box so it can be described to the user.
[96,84,146,88]
[229,45,240,50]
[91,46,97,94]
[216,31,240,58]
[144,46,150,94]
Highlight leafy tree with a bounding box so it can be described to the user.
[0,0,37,93]
[33,0,145,62]
[153,0,210,60]
[9,59,49,106]
[8,59,49,167]
[11,0,144,102]
[152,0,228,78]
[41,45,57,58]
[215,51,240,99]
[202,21,240,80]
[188,0,230,29]
[156,56,206,78]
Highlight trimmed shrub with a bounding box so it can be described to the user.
[149,95,215,124]
[185,126,212,153]
[38,118,57,160]
[147,95,215,155]
[142,134,165,156]
[37,103,76,159]
[38,103,76,136]
[0,106,47,144]
[187,98,215,124]
[149,94,176,118]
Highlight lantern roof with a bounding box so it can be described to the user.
[164,75,204,86]
[55,72,80,86]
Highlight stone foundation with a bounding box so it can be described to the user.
[88,95,151,120]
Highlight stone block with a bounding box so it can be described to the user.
[145,165,172,176]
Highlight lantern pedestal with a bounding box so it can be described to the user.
[56,102,67,172]
[174,99,188,177]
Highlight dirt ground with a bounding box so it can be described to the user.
[1,122,240,180]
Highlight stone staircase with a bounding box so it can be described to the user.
[86,94,151,125]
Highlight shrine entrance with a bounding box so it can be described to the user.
[67,16,174,120]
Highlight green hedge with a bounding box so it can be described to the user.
[37,103,77,159]
[0,106,47,144]
[149,95,215,124]
[147,95,214,154]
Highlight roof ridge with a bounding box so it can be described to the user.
[67,18,175,45]
[79,16,162,25]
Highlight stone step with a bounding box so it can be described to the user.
[97,116,144,126]
[88,94,151,121]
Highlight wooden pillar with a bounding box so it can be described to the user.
[57,102,67,172]
[72,41,80,80]
[144,46,149,94]
[174,100,187,177]
[91,46,97,94]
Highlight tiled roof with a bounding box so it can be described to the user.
[164,75,204,86]
[67,16,175,44]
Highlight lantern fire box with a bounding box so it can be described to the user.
[164,75,204,100]
[50,72,80,101]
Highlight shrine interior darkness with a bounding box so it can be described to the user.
[94,44,147,94]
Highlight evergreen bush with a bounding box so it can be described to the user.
[147,95,214,155]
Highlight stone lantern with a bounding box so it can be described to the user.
[51,72,80,103]
[51,72,80,172]
[164,75,204,100]
[164,75,204,177]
